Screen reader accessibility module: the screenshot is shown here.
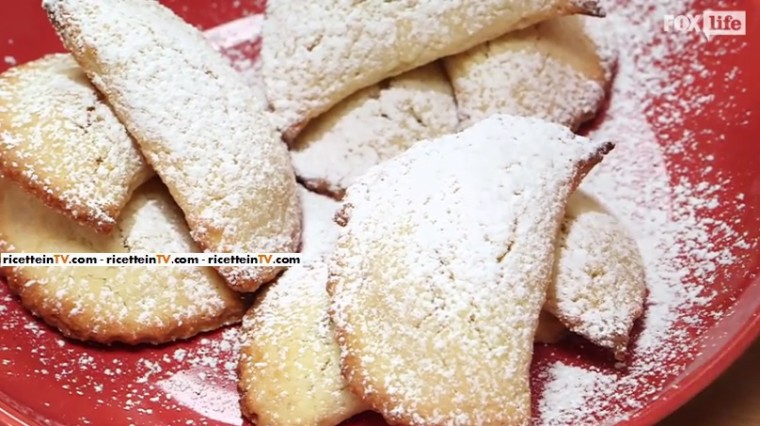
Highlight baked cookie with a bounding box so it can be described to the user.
[45,0,301,292]
[262,0,605,141]
[238,187,349,425]
[238,186,563,426]
[546,191,646,359]
[0,54,152,233]
[0,178,249,345]
[329,114,613,425]
[290,63,459,199]
[239,262,367,426]
[444,15,617,130]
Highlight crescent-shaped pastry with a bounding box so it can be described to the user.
[444,16,617,130]
[44,0,301,292]
[261,0,605,141]
[0,178,249,344]
[0,54,152,232]
[328,114,613,425]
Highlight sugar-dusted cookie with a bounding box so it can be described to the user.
[0,178,249,345]
[238,185,564,425]
[44,0,301,292]
[290,63,459,199]
[239,262,367,426]
[262,0,605,141]
[329,114,613,425]
[238,187,352,425]
[444,16,617,130]
[0,54,152,233]
[547,191,646,359]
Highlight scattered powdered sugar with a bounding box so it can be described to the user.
[157,370,241,424]
[538,363,618,425]
[204,14,262,50]
[537,0,755,423]
[205,15,267,106]
[3,56,16,66]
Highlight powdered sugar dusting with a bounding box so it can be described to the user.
[537,0,755,423]
[0,54,151,231]
[329,115,612,425]
[157,370,241,424]
[205,15,268,106]
[538,363,618,425]
[444,16,610,130]
[291,62,458,197]
[298,185,340,261]
[262,0,604,136]
[45,0,300,289]
[547,192,647,359]
[238,262,366,425]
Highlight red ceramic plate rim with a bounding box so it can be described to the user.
[620,287,760,425]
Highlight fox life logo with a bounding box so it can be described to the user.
[664,10,746,38]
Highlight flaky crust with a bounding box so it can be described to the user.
[44,0,301,292]
[0,179,250,345]
[0,54,153,233]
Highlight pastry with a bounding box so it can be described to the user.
[328,114,613,425]
[444,16,617,130]
[0,54,152,232]
[239,262,367,426]
[238,187,351,425]
[261,0,605,141]
[44,0,301,292]
[0,178,249,345]
[238,187,568,425]
[546,191,646,359]
[290,62,459,199]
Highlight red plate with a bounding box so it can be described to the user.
[0,1,758,425]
